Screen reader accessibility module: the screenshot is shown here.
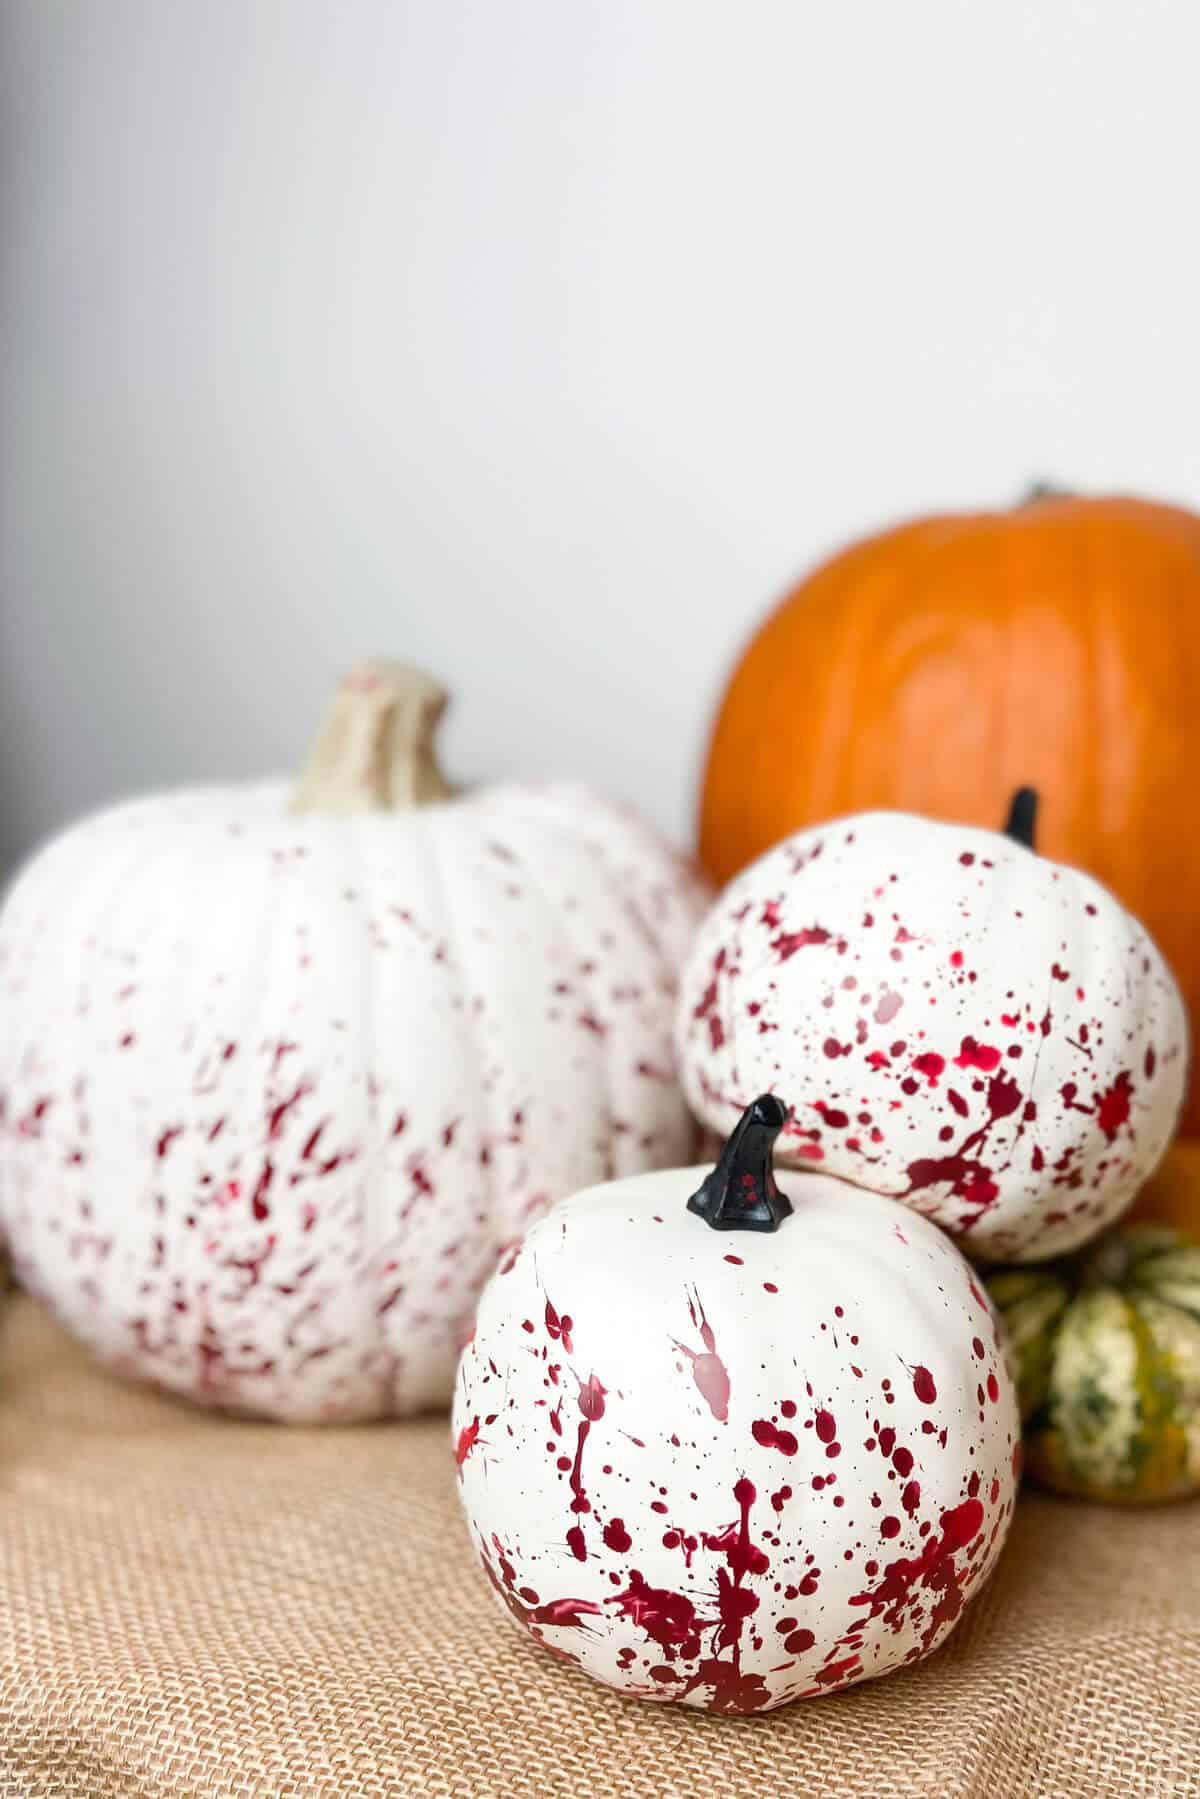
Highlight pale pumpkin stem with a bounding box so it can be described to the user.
[1004,787,1038,851]
[291,661,454,815]
[687,1094,794,1233]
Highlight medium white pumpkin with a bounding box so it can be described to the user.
[454,1096,1019,1712]
[676,794,1187,1263]
[0,663,708,1419]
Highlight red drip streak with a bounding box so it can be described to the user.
[675,1290,731,1422]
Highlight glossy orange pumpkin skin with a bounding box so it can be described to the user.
[699,493,1200,1131]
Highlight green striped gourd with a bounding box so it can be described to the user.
[987,1225,1200,1503]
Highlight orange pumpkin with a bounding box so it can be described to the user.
[1125,1138,1200,1234]
[699,491,1200,1131]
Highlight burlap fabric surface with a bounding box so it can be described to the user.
[1,1297,1197,1799]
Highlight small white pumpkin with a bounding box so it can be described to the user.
[676,793,1187,1263]
[0,663,707,1419]
[454,1096,1019,1712]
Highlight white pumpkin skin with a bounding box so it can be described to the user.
[0,779,706,1420]
[676,813,1187,1262]
[454,1154,1019,1712]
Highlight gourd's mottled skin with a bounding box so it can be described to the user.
[455,1166,1020,1712]
[677,813,1187,1262]
[989,1225,1200,1502]
[0,781,707,1419]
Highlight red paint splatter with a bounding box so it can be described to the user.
[849,1497,984,1657]
[545,1298,574,1354]
[674,1290,731,1423]
[481,1535,601,1634]
[911,1366,937,1405]
[155,1125,183,1160]
[250,1159,274,1221]
[612,1480,776,1712]
[455,1416,480,1470]
[266,1080,310,1141]
[1095,1071,1133,1142]
[814,1409,837,1445]
[772,926,831,960]
[954,1037,1002,1073]
[577,1373,607,1422]
[603,1518,631,1553]
[566,1525,588,1562]
[693,980,719,1022]
[912,1052,945,1086]
[905,1155,998,1211]
[985,1070,1023,1121]
[301,1122,327,1159]
[752,1419,799,1455]
[613,1571,701,1660]
[563,1372,607,1533]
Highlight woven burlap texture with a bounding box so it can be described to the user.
[1,1296,1197,1799]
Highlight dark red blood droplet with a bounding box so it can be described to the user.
[912,1366,937,1405]
[1095,1071,1133,1142]
[752,1420,799,1455]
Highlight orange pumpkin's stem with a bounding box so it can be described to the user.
[1021,480,1074,505]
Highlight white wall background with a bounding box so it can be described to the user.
[3,0,1200,874]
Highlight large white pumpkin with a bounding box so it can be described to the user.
[0,663,708,1419]
[454,1096,1019,1712]
[676,796,1187,1263]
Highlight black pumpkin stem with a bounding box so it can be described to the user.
[1003,786,1038,851]
[1021,480,1073,506]
[687,1095,794,1233]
